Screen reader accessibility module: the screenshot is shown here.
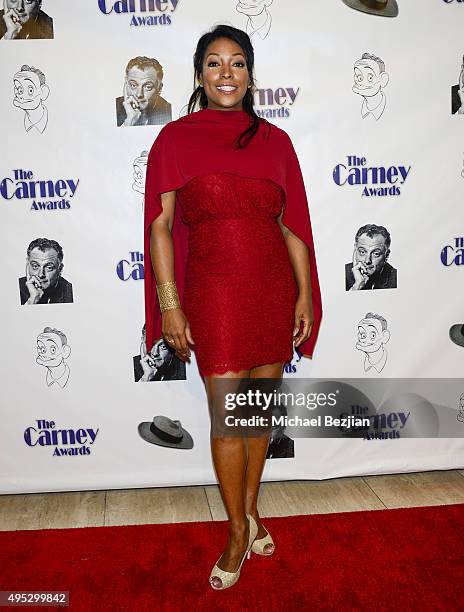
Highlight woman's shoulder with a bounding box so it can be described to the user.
[151,113,295,151]
[148,117,188,154]
[154,116,184,138]
[152,110,210,142]
[257,119,296,158]
[259,118,293,146]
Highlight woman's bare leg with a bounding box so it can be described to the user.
[245,361,285,550]
[205,369,252,585]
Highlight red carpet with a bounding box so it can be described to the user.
[1,503,464,611]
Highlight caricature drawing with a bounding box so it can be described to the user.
[36,326,71,388]
[13,64,49,133]
[236,0,274,40]
[356,312,390,373]
[132,150,148,196]
[353,53,389,120]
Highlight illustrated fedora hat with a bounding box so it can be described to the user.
[138,415,194,449]
[342,0,399,18]
[450,323,464,348]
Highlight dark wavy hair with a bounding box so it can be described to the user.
[27,238,64,262]
[125,56,163,81]
[355,224,391,249]
[187,24,269,148]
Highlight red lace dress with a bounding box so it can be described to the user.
[176,172,299,377]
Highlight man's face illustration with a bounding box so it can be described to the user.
[353,59,384,97]
[133,155,148,191]
[356,318,384,353]
[27,247,62,290]
[36,333,66,367]
[5,0,41,24]
[125,66,161,112]
[236,0,273,16]
[13,70,48,110]
[353,233,389,277]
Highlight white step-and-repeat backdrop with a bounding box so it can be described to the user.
[1,0,464,494]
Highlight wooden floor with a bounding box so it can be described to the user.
[2,469,464,531]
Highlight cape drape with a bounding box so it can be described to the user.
[143,108,322,361]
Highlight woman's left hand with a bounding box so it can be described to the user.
[293,294,314,347]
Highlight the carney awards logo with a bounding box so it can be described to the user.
[441,236,464,266]
[24,419,99,457]
[0,169,79,211]
[117,251,144,280]
[98,0,180,26]
[333,155,411,197]
[254,86,299,118]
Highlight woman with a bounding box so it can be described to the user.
[143,24,322,590]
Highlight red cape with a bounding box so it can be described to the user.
[144,108,322,361]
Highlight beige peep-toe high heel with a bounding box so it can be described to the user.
[209,514,258,590]
[251,525,275,556]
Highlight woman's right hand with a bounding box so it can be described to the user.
[162,308,195,361]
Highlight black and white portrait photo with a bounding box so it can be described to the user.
[452,54,464,115]
[1,0,54,40]
[458,392,464,424]
[19,238,74,305]
[346,224,397,291]
[13,64,49,133]
[116,56,172,127]
[133,325,186,382]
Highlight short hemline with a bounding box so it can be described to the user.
[199,350,294,378]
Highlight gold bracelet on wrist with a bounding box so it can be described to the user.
[156,281,181,313]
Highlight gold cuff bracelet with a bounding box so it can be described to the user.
[156,281,181,313]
